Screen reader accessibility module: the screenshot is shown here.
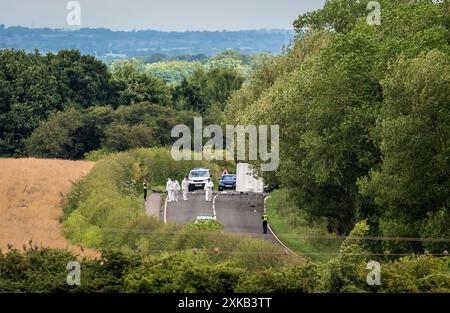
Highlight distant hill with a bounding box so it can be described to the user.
[0,25,294,61]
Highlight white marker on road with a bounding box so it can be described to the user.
[163,195,168,224]
[212,193,218,219]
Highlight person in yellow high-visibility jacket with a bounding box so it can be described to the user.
[262,213,269,234]
[143,180,149,201]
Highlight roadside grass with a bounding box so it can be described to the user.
[266,189,341,262]
[151,185,166,193]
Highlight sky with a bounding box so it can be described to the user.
[0,0,325,31]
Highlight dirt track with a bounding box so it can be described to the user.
[0,158,97,257]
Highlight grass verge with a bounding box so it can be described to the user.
[266,189,341,262]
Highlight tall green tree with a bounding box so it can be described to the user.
[358,50,450,251]
[47,49,118,108]
[0,49,120,156]
[0,50,61,155]
[224,0,450,238]
[112,62,172,106]
[173,68,244,114]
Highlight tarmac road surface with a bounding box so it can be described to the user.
[165,191,277,242]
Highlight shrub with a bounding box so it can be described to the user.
[0,248,122,293]
[381,256,450,293]
[318,221,371,293]
[420,208,450,254]
[235,264,319,293]
[122,252,243,293]
[102,123,156,152]
[186,219,224,232]
[378,214,422,254]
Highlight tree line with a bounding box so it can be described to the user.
[0,49,245,158]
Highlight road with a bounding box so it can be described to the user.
[165,191,277,242]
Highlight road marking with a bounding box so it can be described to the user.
[212,193,218,219]
[163,194,168,224]
[264,195,301,258]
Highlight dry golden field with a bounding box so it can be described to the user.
[0,158,97,257]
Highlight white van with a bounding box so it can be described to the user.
[188,168,211,191]
[236,163,264,193]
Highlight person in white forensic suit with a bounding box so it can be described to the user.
[166,178,173,202]
[204,178,214,202]
[182,176,189,201]
[173,179,180,202]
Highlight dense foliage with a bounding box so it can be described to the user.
[223,0,450,255]
[0,49,250,158]
[24,103,197,159]
[0,50,119,155]
[1,232,448,293]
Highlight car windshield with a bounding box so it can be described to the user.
[190,171,208,177]
[221,175,236,180]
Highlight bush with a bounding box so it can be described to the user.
[381,256,450,293]
[378,214,422,254]
[24,102,199,159]
[0,248,122,293]
[235,264,319,293]
[420,208,450,254]
[318,221,372,293]
[102,123,156,152]
[84,148,111,161]
[317,221,450,293]
[122,252,243,293]
[1,245,448,293]
[186,219,224,232]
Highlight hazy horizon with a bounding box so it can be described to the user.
[0,24,296,32]
[0,0,325,32]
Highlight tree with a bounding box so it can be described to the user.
[24,102,198,159]
[47,49,118,108]
[145,60,204,84]
[102,123,155,152]
[24,107,85,159]
[0,50,62,155]
[293,0,368,33]
[358,50,450,249]
[0,49,119,156]
[224,0,449,237]
[173,68,244,114]
[112,62,172,106]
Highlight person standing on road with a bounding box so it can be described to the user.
[204,178,214,202]
[262,213,269,234]
[143,179,149,201]
[166,178,173,202]
[182,176,189,201]
[173,179,180,202]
